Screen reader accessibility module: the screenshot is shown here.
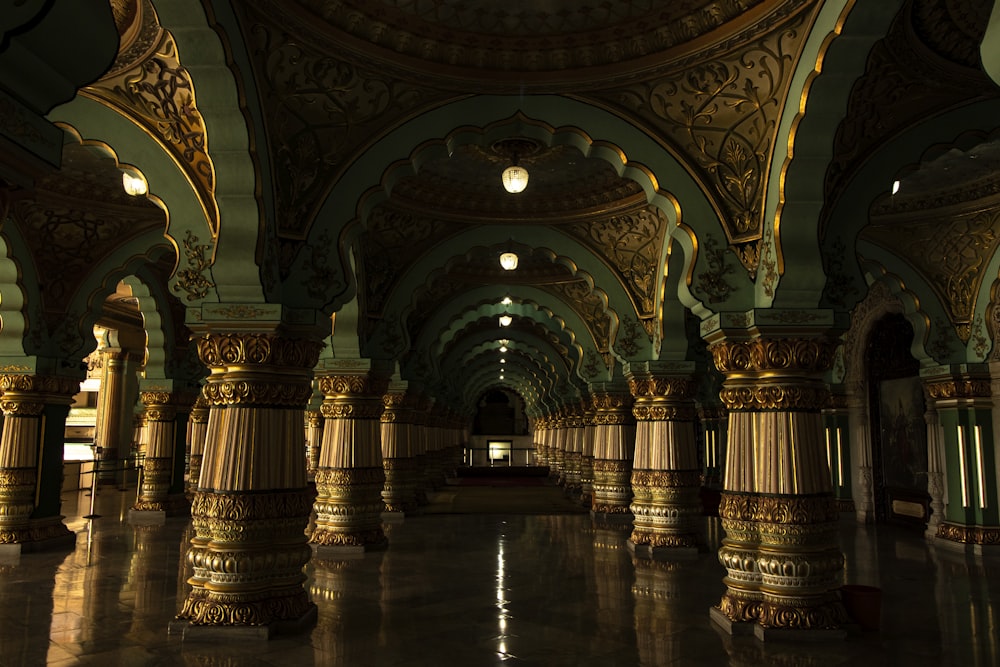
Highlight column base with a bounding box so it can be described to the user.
[169,605,318,641]
[709,606,755,636]
[128,508,166,525]
[0,518,76,557]
[627,540,699,561]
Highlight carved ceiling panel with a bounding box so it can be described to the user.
[84,4,219,235]
[586,2,815,273]
[862,206,1000,342]
[823,0,999,233]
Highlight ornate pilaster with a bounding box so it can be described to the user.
[310,365,389,555]
[186,394,209,494]
[381,385,418,516]
[130,389,191,520]
[93,346,132,484]
[563,406,584,495]
[580,405,596,506]
[590,384,635,518]
[175,332,321,636]
[0,373,80,553]
[305,409,323,481]
[705,326,847,639]
[626,363,701,558]
[925,369,999,554]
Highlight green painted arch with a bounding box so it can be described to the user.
[0,229,30,359]
[820,99,1000,314]
[857,252,948,366]
[44,111,218,304]
[463,363,550,415]
[416,297,587,384]
[983,1,1000,87]
[450,337,562,383]
[69,242,177,364]
[766,0,903,308]
[372,230,633,361]
[451,341,561,399]
[299,95,722,317]
[120,274,174,382]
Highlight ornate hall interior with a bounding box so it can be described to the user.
[2,0,1000,664]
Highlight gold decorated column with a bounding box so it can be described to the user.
[305,409,323,482]
[92,345,134,484]
[590,382,635,518]
[0,373,80,554]
[175,332,321,636]
[130,388,192,521]
[310,362,389,556]
[580,404,596,506]
[626,362,701,558]
[381,381,417,517]
[186,394,209,495]
[563,404,584,495]
[706,323,847,640]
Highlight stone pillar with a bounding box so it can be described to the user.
[706,328,847,640]
[305,409,323,482]
[563,405,584,495]
[310,364,389,556]
[174,332,321,637]
[381,382,417,517]
[0,373,79,555]
[590,383,635,519]
[926,369,1000,554]
[626,362,701,558]
[580,405,596,506]
[846,380,875,523]
[186,394,209,495]
[93,347,130,484]
[130,389,191,521]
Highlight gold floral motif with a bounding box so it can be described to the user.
[190,489,314,521]
[203,380,313,407]
[316,373,390,397]
[0,400,45,416]
[592,459,631,474]
[628,376,697,399]
[923,378,991,401]
[196,333,323,370]
[173,230,215,302]
[319,401,385,420]
[710,337,838,374]
[718,384,829,411]
[309,528,387,547]
[630,529,698,548]
[758,597,847,630]
[177,587,314,627]
[314,467,386,487]
[936,522,1000,545]
[719,492,839,525]
[631,470,702,488]
[0,373,81,396]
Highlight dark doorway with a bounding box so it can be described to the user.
[865,313,929,526]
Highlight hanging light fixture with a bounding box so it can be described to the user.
[501,158,529,194]
[122,169,148,196]
[499,344,508,353]
[499,251,519,270]
[501,296,513,305]
[499,314,513,327]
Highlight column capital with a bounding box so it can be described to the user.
[921,365,992,409]
[195,331,324,370]
[0,373,80,411]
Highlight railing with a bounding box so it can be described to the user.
[72,455,143,519]
[463,447,538,468]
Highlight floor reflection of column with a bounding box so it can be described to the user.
[591,516,637,660]
[0,549,65,664]
[309,554,385,665]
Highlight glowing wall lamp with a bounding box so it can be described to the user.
[499,251,519,270]
[122,169,148,196]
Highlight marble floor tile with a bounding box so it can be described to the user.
[0,485,998,666]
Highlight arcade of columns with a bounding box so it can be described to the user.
[1,323,998,638]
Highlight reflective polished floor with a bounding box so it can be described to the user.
[2,483,999,666]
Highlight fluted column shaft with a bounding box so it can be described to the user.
[186,395,209,494]
[132,390,191,515]
[381,387,417,514]
[707,332,846,636]
[176,332,321,630]
[590,384,635,517]
[0,373,78,550]
[564,406,584,493]
[310,368,389,553]
[580,407,596,505]
[627,364,701,555]
[93,348,130,484]
[305,409,323,482]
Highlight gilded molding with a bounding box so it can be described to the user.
[0,373,81,397]
[719,493,840,525]
[758,597,847,630]
[718,384,829,411]
[936,522,1000,545]
[631,470,702,488]
[196,333,323,370]
[203,380,313,407]
[923,378,991,401]
[710,337,838,375]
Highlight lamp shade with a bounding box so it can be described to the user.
[122,170,148,196]
[501,165,529,193]
[499,252,518,270]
